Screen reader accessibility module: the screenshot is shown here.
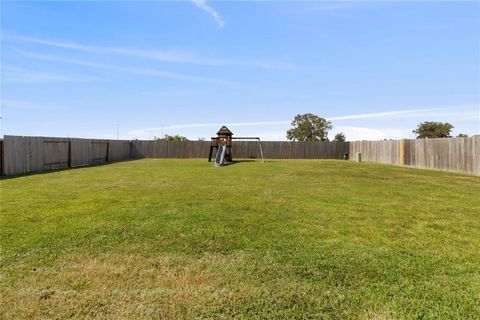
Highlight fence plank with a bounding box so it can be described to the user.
[27,136,44,172]
[91,140,108,164]
[71,138,92,167]
[108,140,131,162]
[43,138,69,170]
[3,136,27,175]
[0,139,3,175]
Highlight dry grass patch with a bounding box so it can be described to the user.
[2,250,241,319]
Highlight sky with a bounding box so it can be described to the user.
[1,0,479,141]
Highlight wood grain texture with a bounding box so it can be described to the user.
[71,138,92,167]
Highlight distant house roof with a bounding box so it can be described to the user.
[217,126,233,136]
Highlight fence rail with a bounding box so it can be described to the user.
[1,135,478,176]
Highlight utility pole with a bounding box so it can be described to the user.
[116,124,119,140]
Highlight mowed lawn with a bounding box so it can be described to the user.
[1,159,479,319]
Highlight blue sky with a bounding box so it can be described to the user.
[1,0,479,140]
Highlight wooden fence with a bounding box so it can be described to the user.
[1,136,131,176]
[349,137,479,175]
[131,140,212,159]
[348,140,401,165]
[1,135,478,176]
[130,140,349,160]
[404,137,479,175]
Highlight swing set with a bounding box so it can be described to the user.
[208,126,264,166]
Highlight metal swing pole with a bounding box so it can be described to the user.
[258,138,265,163]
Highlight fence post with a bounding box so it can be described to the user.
[399,139,406,166]
[106,142,110,162]
[68,139,72,168]
[0,139,3,176]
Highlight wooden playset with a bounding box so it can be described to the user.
[208,126,264,166]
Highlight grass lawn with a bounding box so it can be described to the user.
[1,159,479,319]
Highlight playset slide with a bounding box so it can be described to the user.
[215,145,226,167]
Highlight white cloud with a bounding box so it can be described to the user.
[240,130,287,141]
[327,107,478,121]
[191,0,225,28]
[130,106,477,131]
[1,66,94,83]
[9,34,192,62]
[14,50,216,82]
[0,99,65,110]
[6,34,295,70]
[227,121,291,127]
[139,90,207,97]
[128,106,478,140]
[128,120,291,137]
[332,126,408,141]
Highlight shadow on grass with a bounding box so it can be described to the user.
[223,159,270,166]
[1,158,274,179]
[0,158,140,180]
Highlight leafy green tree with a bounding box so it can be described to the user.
[333,132,346,142]
[156,134,189,141]
[287,113,332,141]
[457,133,468,138]
[412,122,454,139]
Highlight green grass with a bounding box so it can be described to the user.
[1,159,479,319]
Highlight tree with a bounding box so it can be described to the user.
[286,113,332,141]
[156,134,189,141]
[333,132,346,142]
[457,133,468,138]
[412,122,454,139]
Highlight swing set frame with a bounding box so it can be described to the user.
[208,127,265,163]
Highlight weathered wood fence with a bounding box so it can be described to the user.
[1,136,130,176]
[130,140,349,159]
[131,140,212,159]
[1,135,478,176]
[349,137,479,175]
